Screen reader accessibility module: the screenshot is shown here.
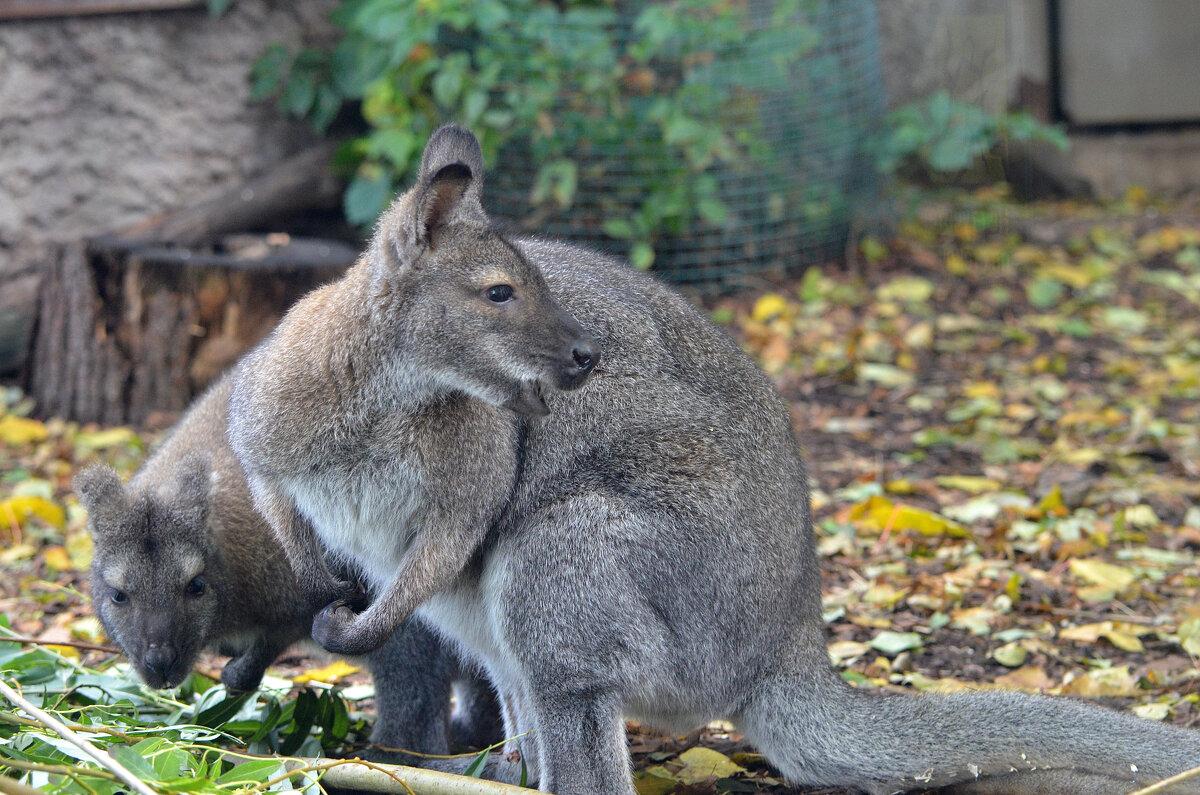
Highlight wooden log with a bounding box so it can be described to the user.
[26,236,355,424]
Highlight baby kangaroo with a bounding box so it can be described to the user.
[75,372,499,756]
[230,125,1200,794]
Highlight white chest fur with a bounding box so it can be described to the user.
[283,460,424,588]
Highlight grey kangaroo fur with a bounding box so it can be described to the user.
[74,372,500,756]
[228,125,1200,794]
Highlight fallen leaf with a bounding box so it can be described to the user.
[674,747,745,784]
[751,293,789,323]
[0,415,49,446]
[292,660,360,685]
[1068,558,1136,591]
[995,665,1054,692]
[843,495,971,538]
[0,496,66,531]
[870,631,924,655]
[992,641,1027,667]
[1058,621,1148,652]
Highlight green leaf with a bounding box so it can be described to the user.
[870,631,924,655]
[343,172,393,226]
[630,242,655,270]
[1027,278,1066,309]
[602,218,634,240]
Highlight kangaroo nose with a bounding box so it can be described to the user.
[144,645,178,680]
[572,341,599,373]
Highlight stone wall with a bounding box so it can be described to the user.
[0,0,337,373]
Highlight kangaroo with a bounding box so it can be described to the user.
[75,372,500,757]
[228,125,1200,794]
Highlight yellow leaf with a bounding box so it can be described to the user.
[674,747,745,784]
[1178,618,1200,656]
[995,665,1053,692]
[1059,621,1148,652]
[751,293,789,323]
[1132,703,1170,721]
[1056,665,1138,698]
[992,641,1027,668]
[935,475,1001,494]
[1124,505,1160,530]
[1068,558,1136,591]
[844,495,970,538]
[0,415,49,446]
[1037,262,1094,289]
[1036,485,1064,514]
[0,496,66,530]
[45,644,80,660]
[963,381,1001,399]
[66,530,94,570]
[634,769,678,795]
[75,427,139,451]
[0,543,36,563]
[292,660,360,685]
[43,546,71,571]
[945,253,968,275]
[1076,585,1116,604]
[884,478,917,495]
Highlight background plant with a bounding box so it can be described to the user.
[249,0,817,268]
[869,90,1069,179]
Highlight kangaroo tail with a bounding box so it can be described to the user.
[736,667,1200,794]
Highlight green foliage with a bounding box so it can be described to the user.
[870,91,1069,177]
[0,620,367,794]
[251,0,818,268]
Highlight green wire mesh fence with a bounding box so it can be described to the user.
[483,0,884,287]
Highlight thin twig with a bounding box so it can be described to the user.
[1126,764,1200,795]
[0,755,122,787]
[244,755,542,795]
[0,635,120,654]
[0,678,158,795]
[0,771,48,795]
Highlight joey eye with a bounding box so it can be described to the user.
[111,590,128,605]
[185,577,206,597]
[485,284,514,304]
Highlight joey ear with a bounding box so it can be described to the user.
[73,465,128,532]
[413,163,474,247]
[173,452,212,527]
[371,125,488,272]
[410,125,487,247]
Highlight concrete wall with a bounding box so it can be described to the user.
[875,0,1200,198]
[875,0,1048,115]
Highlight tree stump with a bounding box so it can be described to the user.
[28,235,355,425]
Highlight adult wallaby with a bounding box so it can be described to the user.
[228,125,1200,794]
[75,373,500,757]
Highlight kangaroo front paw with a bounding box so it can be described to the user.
[312,601,382,656]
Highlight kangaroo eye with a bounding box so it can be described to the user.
[111,590,128,605]
[485,284,514,304]
[185,577,206,597]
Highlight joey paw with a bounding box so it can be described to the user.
[311,600,379,656]
[221,655,266,692]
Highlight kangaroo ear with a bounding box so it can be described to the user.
[173,452,212,528]
[73,465,128,533]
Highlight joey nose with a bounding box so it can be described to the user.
[144,645,178,681]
